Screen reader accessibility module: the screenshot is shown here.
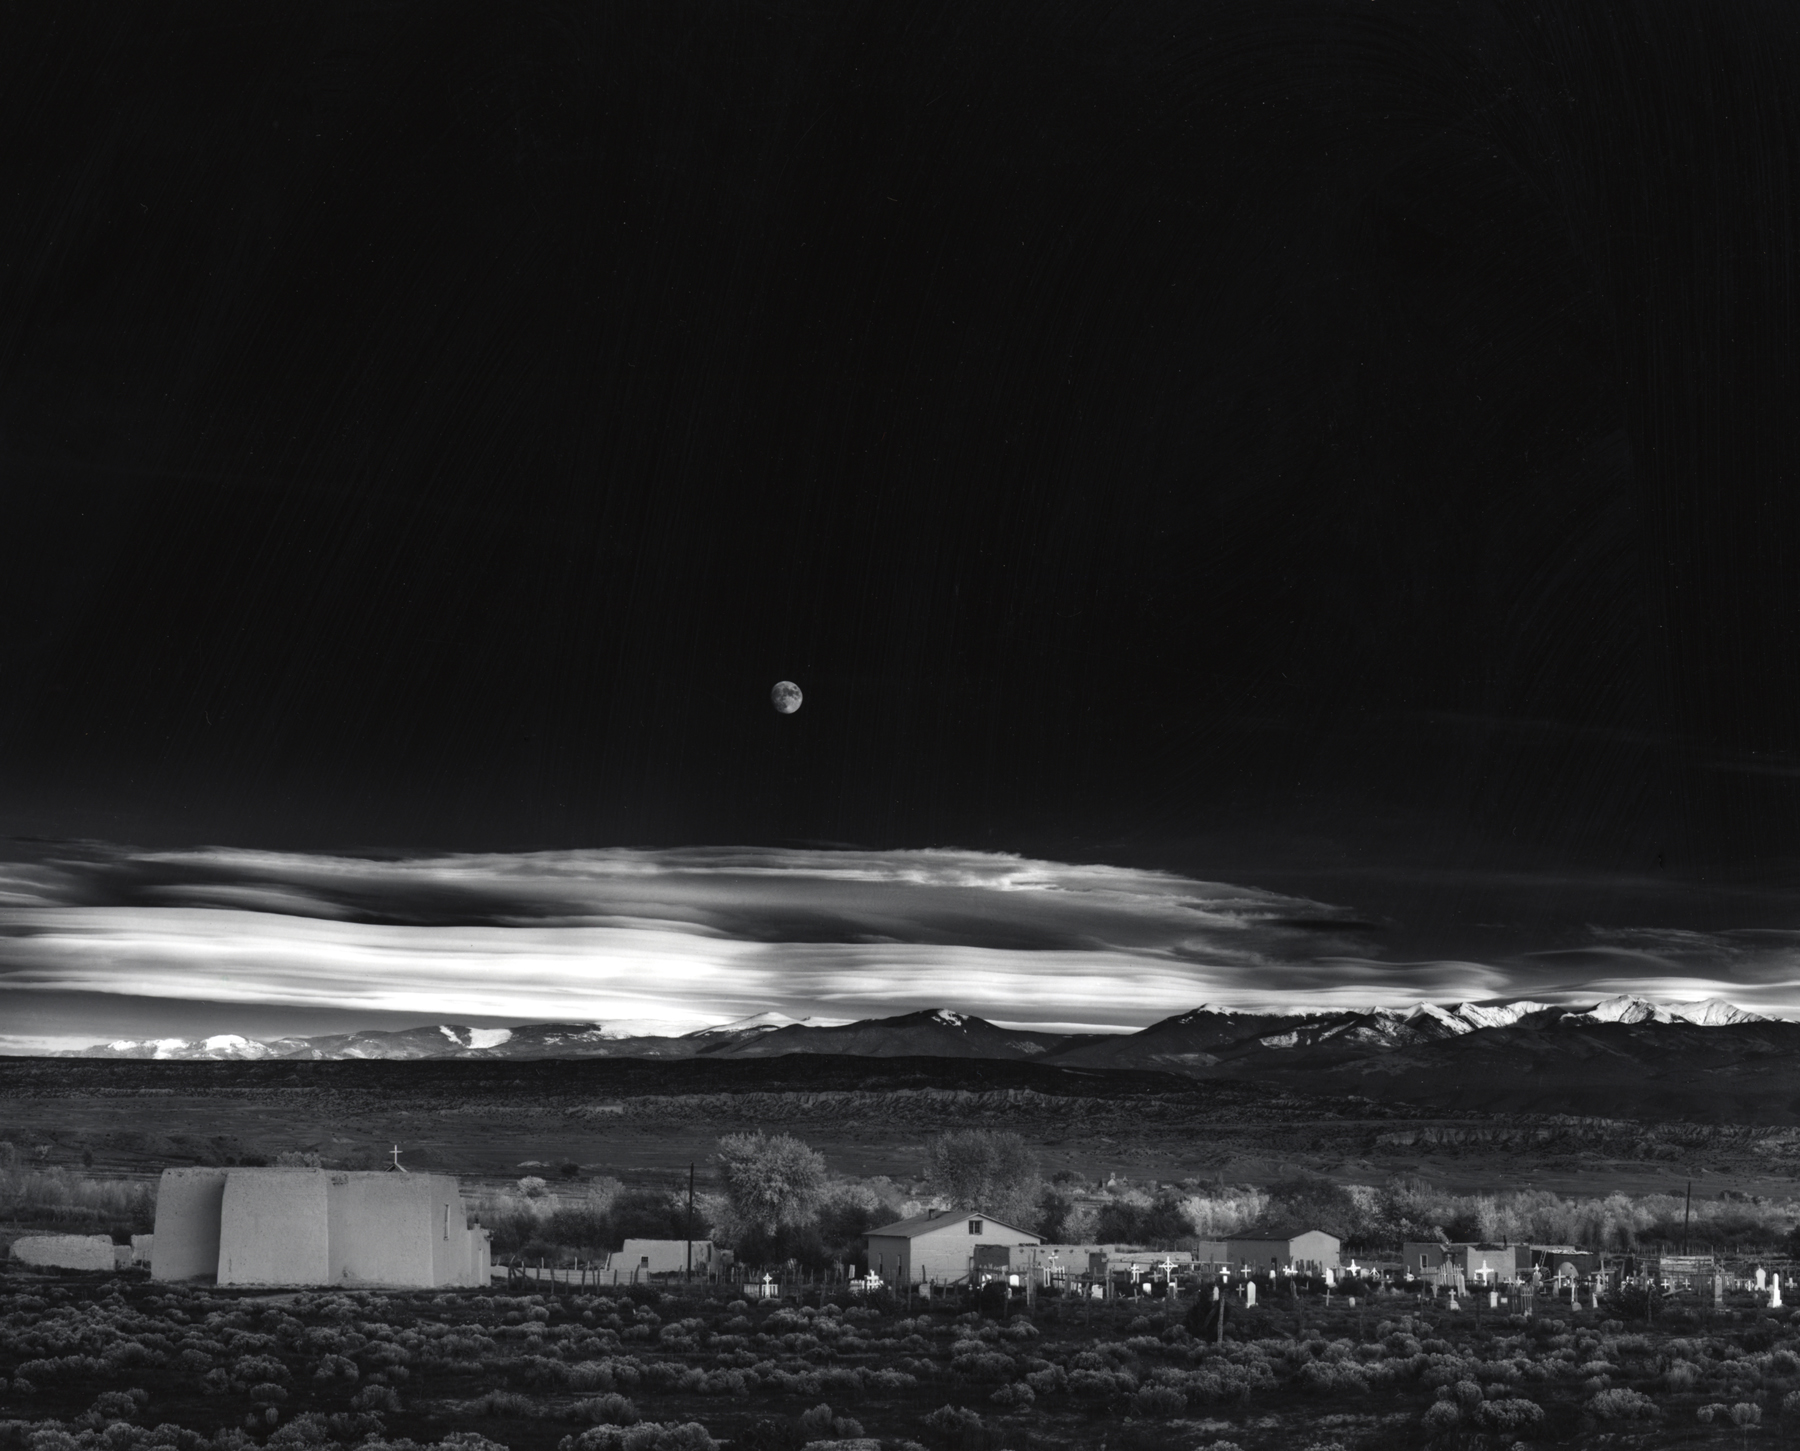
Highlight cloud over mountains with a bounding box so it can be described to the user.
[0,843,1792,1048]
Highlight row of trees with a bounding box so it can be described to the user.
[477,1130,1800,1265]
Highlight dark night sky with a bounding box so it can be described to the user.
[4,0,1800,1034]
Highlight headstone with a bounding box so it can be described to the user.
[1756,1267,1767,1291]
[1244,1281,1256,1307]
[1772,1274,1783,1309]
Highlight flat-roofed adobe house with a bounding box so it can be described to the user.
[1403,1241,1521,1284]
[617,1239,720,1277]
[1530,1245,1605,1278]
[1223,1228,1340,1273]
[151,1166,490,1287]
[865,1208,1042,1285]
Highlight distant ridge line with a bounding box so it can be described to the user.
[45,992,1774,1063]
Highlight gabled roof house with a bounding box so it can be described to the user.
[865,1207,1042,1285]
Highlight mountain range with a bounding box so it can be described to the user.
[62,993,1768,1065]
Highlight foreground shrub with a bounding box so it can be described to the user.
[1128,1386,1186,1417]
[572,1396,640,1427]
[1589,1387,1658,1422]
[796,1404,862,1442]
[558,1423,717,1451]
[1421,1402,1460,1437]
[465,1391,537,1418]
[920,1405,985,1445]
[1475,1399,1546,1435]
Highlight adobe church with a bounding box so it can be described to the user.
[151,1166,492,1287]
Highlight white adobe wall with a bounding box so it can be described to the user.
[11,1234,117,1271]
[131,1234,155,1265]
[909,1220,1043,1283]
[424,1176,468,1286]
[218,1168,330,1285]
[326,1173,433,1286]
[618,1239,713,1275]
[1289,1231,1341,1270]
[157,1165,482,1288]
[151,1167,230,1281]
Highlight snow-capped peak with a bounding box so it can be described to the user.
[1451,1000,1554,1030]
[1669,997,1767,1025]
[686,1010,816,1037]
[1558,994,1765,1026]
[930,1009,968,1027]
[148,1038,193,1059]
[1565,993,1670,1025]
[436,1025,516,1050]
[1403,1000,1553,1033]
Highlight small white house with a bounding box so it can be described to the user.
[865,1208,1043,1285]
[1223,1228,1341,1273]
[617,1239,717,1276]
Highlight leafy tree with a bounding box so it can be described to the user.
[1374,1175,1440,1240]
[816,1194,884,1264]
[1034,1187,1075,1242]
[924,1130,1040,1224]
[733,1220,830,1271]
[1092,1194,1194,1248]
[1259,1173,1362,1240]
[609,1186,704,1242]
[715,1132,828,1235]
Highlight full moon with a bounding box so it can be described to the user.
[770,681,803,714]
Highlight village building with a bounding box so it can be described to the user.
[151,1166,490,1287]
[1530,1245,1605,1277]
[864,1208,1043,1285]
[1223,1228,1341,1273]
[617,1239,722,1277]
[8,1234,129,1271]
[1404,1240,1522,1284]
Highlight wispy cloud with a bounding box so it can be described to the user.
[0,844,1381,1037]
[0,843,1791,1047]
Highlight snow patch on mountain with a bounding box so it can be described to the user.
[1405,1001,1554,1033]
[1671,997,1767,1025]
[687,1011,815,1037]
[1563,993,1767,1026]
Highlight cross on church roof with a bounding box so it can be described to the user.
[388,1144,409,1173]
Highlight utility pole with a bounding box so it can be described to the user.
[686,1163,696,1282]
